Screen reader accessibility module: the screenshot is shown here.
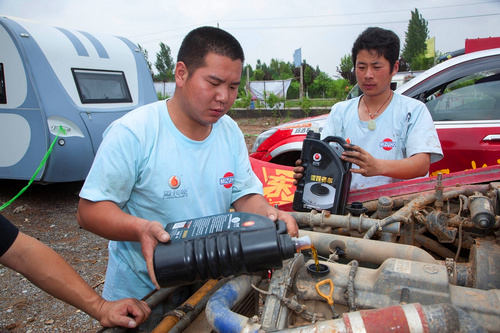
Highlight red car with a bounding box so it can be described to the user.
[250,47,500,207]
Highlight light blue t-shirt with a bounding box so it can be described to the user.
[322,93,443,190]
[80,100,263,300]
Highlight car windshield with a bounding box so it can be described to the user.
[424,69,500,121]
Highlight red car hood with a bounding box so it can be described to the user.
[250,156,500,211]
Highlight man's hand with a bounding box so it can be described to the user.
[292,159,304,186]
[138,221,170,290]
[341,144,382,177]
[233,194,299,237]
[97,298,151,328]
[264,207,299,237]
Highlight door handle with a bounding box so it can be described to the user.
[483,134,500,141]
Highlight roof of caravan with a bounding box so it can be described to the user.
[0,15,141,109]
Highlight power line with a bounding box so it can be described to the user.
[224,13,500,31]
[129,1,499,40]
[219,0,500,23]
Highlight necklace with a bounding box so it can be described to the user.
[363,92,393,131]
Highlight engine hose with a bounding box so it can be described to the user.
[152,279,221,333]
[205,274,262,333]
[346,260,358,311]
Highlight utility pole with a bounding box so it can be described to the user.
[246,66,250,93]
[299,64,304,99]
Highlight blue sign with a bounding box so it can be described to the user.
[293,48,301,68]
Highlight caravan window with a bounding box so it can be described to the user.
[72,68,132,103]
[0,63,6,104]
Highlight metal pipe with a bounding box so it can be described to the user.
[168,279,229,333]
[276,303,485,333]
[363,185,489,240]
[361,184,490,212]
[205,274,262,333]
[290,210,400,233]
[414,233,456,259]
[152,280,220,333]
[299,229,436,264]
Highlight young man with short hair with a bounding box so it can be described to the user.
[294,27,443,190]
[77,26,298,301]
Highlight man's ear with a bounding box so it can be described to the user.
[392,60,399,76]
[175,61,189,87]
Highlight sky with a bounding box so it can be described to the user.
[1,0,500,77]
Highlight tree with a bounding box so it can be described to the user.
[402,8,429,70]
[337,54,355,85]
[303,62,316,94]
[154,42,175,82]
[137,44,153,76]
[309,72,331,98]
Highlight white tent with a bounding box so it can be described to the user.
[249,79,292,101]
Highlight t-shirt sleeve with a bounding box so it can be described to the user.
[230,126,263,203]
[0,214,19,257]
[405,102,444,163]
[79,123,141,207]
[321,104,340,139]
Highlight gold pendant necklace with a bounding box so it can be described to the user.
[363,92,393,131]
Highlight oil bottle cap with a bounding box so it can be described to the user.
[306,129,321,139]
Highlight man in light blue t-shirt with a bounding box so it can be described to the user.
[294,27,442,190]
[77,27,298,301]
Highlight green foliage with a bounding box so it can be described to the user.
[402,9,429,70]
[328,78,351,100]
[287,81,300,99]
[238,64,253,96]
[232,94,252,108]
[266,93,283,109]
[300,97,312,116]
[138,44,153,76]
[157,92,170,100]
[337,54,355,85]
[410,53,435,70]
[253,69,265,80]
[308,72,331,98]
[282,98,339,108]
[154,42,175,82]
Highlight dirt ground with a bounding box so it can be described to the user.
[0,117,286,332]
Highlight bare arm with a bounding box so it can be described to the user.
[76,199,169,289]
[0,232,151,328]
[232,193,298,237]
[341,144,430,179]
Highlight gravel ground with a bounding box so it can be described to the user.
[0,117,286,332]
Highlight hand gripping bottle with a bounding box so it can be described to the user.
[292,129,352,214]
[153,212,311,287]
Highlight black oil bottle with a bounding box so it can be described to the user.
[153,212,311,287]
[292,130,352,214]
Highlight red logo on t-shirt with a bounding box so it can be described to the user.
[380,138,396,151]
[168,176,180,189]
[219,172,234,188]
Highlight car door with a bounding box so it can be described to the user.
[402,54,500,174]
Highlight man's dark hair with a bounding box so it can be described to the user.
[352,27,400,70]
[177,26,244,75]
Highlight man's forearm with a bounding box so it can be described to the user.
[1,232,106,320]
[378,153,430,179]
[76,199,148,241]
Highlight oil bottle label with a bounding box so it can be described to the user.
[166,213,243,241]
